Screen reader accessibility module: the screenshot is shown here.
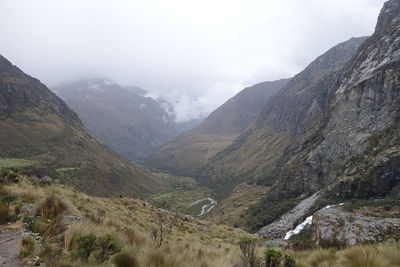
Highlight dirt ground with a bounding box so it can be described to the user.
[0,223,24,267]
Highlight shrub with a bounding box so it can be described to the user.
[75,234,97,262]
[283,254,296,267]
[112,251,141,267]
[39,196,67,219]
[20,237,35,258]
[239,238,257,267]
[265,249,282,267]
[1,193,16,209]
[97,234,121,262]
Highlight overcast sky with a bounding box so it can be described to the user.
[0,0,386,121]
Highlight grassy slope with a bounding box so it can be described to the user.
[0,55,164,198]
[2,175,400,267]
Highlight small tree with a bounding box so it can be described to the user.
[150,213,165,248]
[239,238,258,267]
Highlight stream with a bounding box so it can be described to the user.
[190,197,217,216]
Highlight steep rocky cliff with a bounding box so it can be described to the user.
[145,79,289,175]
[0,55,164,197]
[200,37,367,198]
[253,0,400,236]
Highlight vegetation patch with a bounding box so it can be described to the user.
[0,158,36,168]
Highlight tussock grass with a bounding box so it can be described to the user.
[307,249,336,267]
[20,236,35,258]
[338,246,382,267]
[39,196,68,219]
[112,250,141,267]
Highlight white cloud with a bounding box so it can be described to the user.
[0,0,385,121]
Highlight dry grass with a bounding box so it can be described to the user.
[112,250,141,267]
[9,176,400,267]
[39,196,68,219]
[307,249,336,267]
[338,246,382,267]
[20,236,35,258]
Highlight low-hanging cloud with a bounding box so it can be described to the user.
[0,0,385,121]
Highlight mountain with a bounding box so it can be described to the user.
[0,56,164,197]
[54,79,201,161]
[200,36,368,198]
[202,0,400,235]
[145,79,289,175]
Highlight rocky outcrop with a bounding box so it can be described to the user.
[253,0,400,236]
[259,192,321,239]
[313,206,400,247]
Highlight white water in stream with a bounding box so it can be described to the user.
[190,197,217,216]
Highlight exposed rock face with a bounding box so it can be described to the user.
[146,79,289,175]
[259,192,321,239]
[0,55,163,197]
[199,37,367,198]
[252,0,400,235]
[313,207,400,247]
[54,79,201,161]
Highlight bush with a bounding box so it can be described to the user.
[75,234,97,262]
[112,251,141,267]
[20,237,35,258]
[97,234,121,262]
[265,249,282,267]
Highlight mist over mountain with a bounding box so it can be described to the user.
[54,79,202,161]
[0,56,164,197]
[0,1,399,265]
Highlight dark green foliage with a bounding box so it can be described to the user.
[97,234,121,262]
[239,238,258,267]
[245,199,298,232]
[264,249,296,267]
[0,193,16,208]
[343,194,400,212]
[112,251,140,267]
[283,254,296,267]
[75,234,97,262]
[265,249,282,267]
[0,168,19,183]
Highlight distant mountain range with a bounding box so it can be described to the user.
[145,79,289,174]
[54,79,202,161]
[0,56,164,197]
[147,0,400,239]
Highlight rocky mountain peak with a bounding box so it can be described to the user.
[375,0,400,36]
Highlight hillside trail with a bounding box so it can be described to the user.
[0,222,24,267]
